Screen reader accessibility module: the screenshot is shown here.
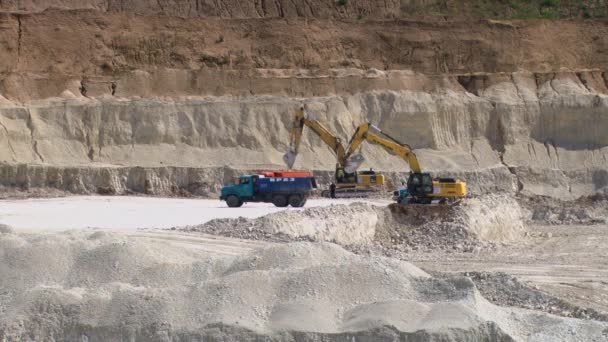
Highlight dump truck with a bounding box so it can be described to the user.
[220,171,317,207]
[283,106,385,198]
[346,122,467,204]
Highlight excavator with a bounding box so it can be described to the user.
[283,107,385,198]
[345,122,467,204]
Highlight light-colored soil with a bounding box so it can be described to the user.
[1,196,608,341]
[182,196,608,320]
[414,224,608,318]
[1,228,608,341]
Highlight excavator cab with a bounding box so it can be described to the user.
[407,172,434,200]
[335,166,358,184]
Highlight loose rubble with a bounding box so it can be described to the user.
[459,272,608,322]
[520,193,608,225]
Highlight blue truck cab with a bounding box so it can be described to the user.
[393,187,410,204]
[220,174,317,208]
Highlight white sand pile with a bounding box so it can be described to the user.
[197,203,379,246]
[189,195,525,252]
[1,230,606,341]
[256,203,379,245]
[0,224,13,234]
[457,194,525,242]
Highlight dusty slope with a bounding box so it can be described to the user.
[1,230,607,341]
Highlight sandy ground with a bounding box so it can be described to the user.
[414,224,608,316]
[2,230,607,341]
[0,196,391,232]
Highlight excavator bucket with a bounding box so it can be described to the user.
[344,153,365,174]
[283,151,297,169]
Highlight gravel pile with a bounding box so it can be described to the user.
[378,194,525,252]
[521,193,608,225]
[374,203,493,253]
[461,272,608,322]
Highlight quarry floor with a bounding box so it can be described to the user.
[415,223,608,317]
[0,196,392,232]
[2,195,606,319]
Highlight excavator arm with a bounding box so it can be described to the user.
[345,123,422,172]
[283,107,346,169]
[346,122,467,202]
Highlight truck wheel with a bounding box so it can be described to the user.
[226,195,243,208]
[272,194,288,207]
[288,194,303,207]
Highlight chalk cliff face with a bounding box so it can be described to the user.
[1,70,606,198]
[0,7,606,197]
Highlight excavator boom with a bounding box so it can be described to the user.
[345,123,422,173]
[346,122,466,203]
[283,107,346,169]
[283,107,385,198]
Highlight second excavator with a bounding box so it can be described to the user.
[283,107,385,197]
[346,122,467,204]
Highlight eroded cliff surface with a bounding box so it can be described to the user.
[1,0,606,19]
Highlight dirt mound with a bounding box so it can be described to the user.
[520,194,608,225]
[458,195,526,241]
[462,272,608,322]
[186,195,525,252]
[192,203,379,246]
[375,194,525,253]
[0,224,13,234]
[1,231,607,341]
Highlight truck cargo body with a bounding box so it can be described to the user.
[258,176,314,194]
[220,174,316,207]
[257,171,313,178]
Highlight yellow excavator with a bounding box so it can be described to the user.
[346,122,467,204]
[283,107,385,197]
